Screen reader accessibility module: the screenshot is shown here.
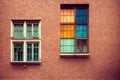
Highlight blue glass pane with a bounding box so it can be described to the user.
[76,9,88,15]
[76,9,88,23]
[76,25,88,38]
[76,16,87,23]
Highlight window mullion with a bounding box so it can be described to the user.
[32,24,34,38]
[24,21,27,38]
[24,41,26,62]
[32,43,34,61]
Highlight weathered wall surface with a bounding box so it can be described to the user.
[0,0,120,80]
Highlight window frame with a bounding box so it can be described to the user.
[10,20,41,63]
[60,4,89,57]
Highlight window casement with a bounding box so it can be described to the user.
[10,20,41,63]
[60,4,89,57]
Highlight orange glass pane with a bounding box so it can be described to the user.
[60,25,74,30]
[61,9,64,15]
[60,31,75,38]
[66,9,71,15]
[67,31,74,38]
[60,31,64,38]
[71,9,74,15]
[60,25,64,30]
[68,25,74,30]
[64,9,67,15]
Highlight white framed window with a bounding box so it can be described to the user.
[10,20,41,63]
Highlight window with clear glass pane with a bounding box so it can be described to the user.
[27,44,32,61]
[27,43,39,61]
[34,43,39,61]
[14,43,23,61]
[11,20,41,63]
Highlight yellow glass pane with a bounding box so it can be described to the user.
[67,16,71,23]
[60,16,64,23]
[71,16,74,23]
[61,16,73,23]
[64,16,67,23]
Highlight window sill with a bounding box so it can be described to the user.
[10,61,41,64]
[60,53,89,57]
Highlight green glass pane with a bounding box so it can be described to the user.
[60,39,74,45]
[61,45,74,52]
[33,26,38,37]
[27,26,32,38]
[14,24,23,38]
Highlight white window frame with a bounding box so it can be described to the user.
[10,20,41,63]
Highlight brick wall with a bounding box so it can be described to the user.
[0,0,120,80]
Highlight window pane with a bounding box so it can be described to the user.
[61,45,74,52]
[60,25,75,38]
[61,39,74,45]
[60,39,74,52]
[76,9,88,15]
[14,24,23,38]
[34,43,39,61]
[76,25,88,38]
[60,9,74,23]
[27,44,32,61]
[27,24,32,38]
[33,24,38,38]
[14,43,23,61]
[75,39,88,53]
[76,9,88,23]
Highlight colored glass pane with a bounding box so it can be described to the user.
[76,25,88,38]
[60,25,74,38]
[60,39,74,52]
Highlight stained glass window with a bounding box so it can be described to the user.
[60,4,89,53]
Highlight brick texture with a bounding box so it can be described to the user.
[0,0,120,80]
